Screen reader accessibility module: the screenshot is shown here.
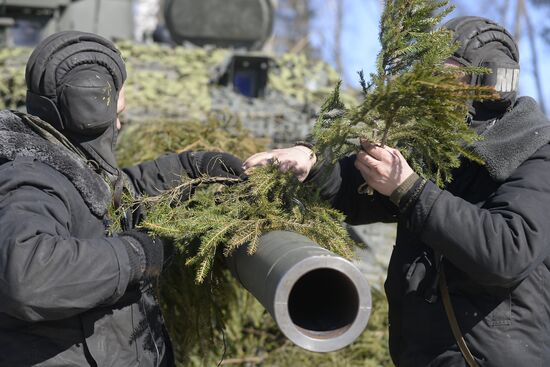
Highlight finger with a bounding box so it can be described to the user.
[243,152,273,169]
[391,147,405,160]
[357,150,380,168]
[360,139,384,155]
[354,157,373,182]
[384,147,408,168]
[355,156,369,171]
[360,139,396,161]
[243,166,257,176]
[361,142,389,161]
[360,139,375,152]
[359,138,374,150]
[242,153,263,169]
[286,162,308,181]
[355,154,373,173]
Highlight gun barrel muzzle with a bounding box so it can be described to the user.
[227,230,372,352]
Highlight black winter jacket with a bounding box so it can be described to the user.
[0,111,195,366]
[322,97,550,367]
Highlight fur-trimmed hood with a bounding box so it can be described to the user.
[0,110,111,216]
[469,96,550,182]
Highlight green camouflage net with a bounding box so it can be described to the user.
[0,47,28,110]
[0,42,354,146]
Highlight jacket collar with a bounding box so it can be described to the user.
[0,110,111,217]
[468,97,550,182]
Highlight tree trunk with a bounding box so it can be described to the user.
[334,0,344,75]
[500,0,510,25]
[270,0,315,57]
[523,3,547,114]
[513,0,524,42]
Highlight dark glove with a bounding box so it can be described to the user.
[121,229,165,283]
[179,151,245,179]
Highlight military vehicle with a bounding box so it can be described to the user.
[0,0,331,146]
[0,0,134,46]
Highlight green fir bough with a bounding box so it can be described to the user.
[137,164,355,284]
[313,0,498,187]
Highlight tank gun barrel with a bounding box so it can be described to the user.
[227,230,372,352]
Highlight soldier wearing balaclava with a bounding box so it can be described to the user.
[444,16,521,123]
[0,31,243,366]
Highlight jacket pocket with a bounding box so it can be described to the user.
[486,293,512,327]
[404,250,435,295]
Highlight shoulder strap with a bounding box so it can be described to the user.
[439,264,480,367]
[12,111,87,160]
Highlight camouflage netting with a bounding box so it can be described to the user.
[0,47,28,110]
[0,43,391,366]
[0,42,356,147]
[116,115,269,166]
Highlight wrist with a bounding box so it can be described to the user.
[122,236,146,284]
[389,172,421,206]
[121,229,164,279]
[179,151,200,178]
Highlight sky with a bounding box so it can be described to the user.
[309,0,550,113]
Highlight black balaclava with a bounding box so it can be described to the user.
[442,16,520,120]
[25,31,127,175]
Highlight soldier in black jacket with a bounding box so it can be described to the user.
[245,16,550,367]
[0,31,243,366]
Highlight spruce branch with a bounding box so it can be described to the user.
[125,165,356,284]
[312,0,499,186]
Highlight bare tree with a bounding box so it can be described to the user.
[523,3,547,113]
[334,0,344,74]
[500,0,510,24]
[513,0,524,41]
[271,0,317,58]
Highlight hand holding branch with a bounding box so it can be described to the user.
[355,140,415,196]
[243,146,317,182]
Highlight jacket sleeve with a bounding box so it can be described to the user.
[123,152,196,196]
[407,144,550,288]
[312,154,398,224]
[0,160,132,322]
[123,152,190,196]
